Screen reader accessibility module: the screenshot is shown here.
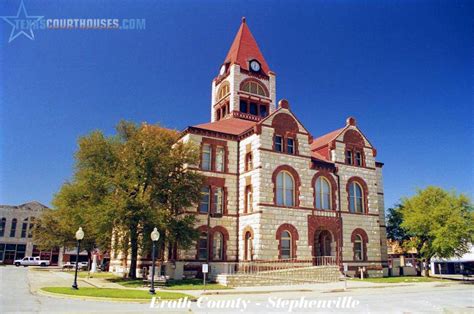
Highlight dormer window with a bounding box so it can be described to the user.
[345,150,353,164]
[275,135,283,152]
[345,149,364,167]
[355,152,362,166]
[287,138,294,154]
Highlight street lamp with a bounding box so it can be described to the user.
[72,227,84,290]
[149,227,160,295]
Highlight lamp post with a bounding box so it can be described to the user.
[72,227,84,290]
[149,227,160,295]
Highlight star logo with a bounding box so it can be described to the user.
[1,1,44,43]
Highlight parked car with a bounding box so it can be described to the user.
[14,256,50,267]
[62,261,88,270]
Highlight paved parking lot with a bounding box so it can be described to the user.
[0,266,473,313]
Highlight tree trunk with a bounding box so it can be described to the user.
[129,225,139,279]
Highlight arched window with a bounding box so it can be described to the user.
[217,82,230,101]
[244,231,253,261]
[280,231,292,259]
[21,218,28,238]
[354,235,363,261]
[212,232,224,261]
[10,219,17,237]
[198,232,208,260]
[315,177,331,210]
[276,171,294,206]
[349,182,364,213]
[241,80,268,97]
[0,218,6,237]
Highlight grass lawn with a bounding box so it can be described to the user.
[107,277,144,288]
[41,287,194,300]
[352,276,445,283]
[108,277,230,290]
[77,271,118,279]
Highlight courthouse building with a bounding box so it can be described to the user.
[176,18,388,277]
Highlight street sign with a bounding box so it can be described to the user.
[202,263,209,273]
[343,263,348,272]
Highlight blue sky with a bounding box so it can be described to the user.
[1,0,472,210]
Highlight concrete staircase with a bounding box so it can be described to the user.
[216,265,342,287]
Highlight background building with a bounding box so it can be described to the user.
[0,201,59,265]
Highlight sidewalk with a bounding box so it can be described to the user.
[431,274,474,282]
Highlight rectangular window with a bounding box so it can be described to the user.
[214,187,224,215]
[10,219,17,238]
[275,136,283,152]
[0,244,4,261]
[216,147,225,172]
[345,150,353,164]
[355,152,362,166]
[198,233,208,260]
[0,219,5,237]
[21,221,27,238]
[199,187,210,213]
[259,105,268,117]
[249,102,258,115]
[287,138,294,154]
[202,144,212,171]
[239,100,248,113]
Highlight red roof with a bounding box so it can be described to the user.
[224,18,270,75]
[310,127,345,150]
[311,151,331,162]
[193,118,256,136]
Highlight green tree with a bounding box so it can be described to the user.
[34,121,203,278]
[400,186,474,275]
[386,205,411,243]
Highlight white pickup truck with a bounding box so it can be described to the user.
[14,256,50,267]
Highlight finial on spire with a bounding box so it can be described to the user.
[242,17,246,24]
[346,116,357,126]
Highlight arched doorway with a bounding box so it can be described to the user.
[314,230,335,265]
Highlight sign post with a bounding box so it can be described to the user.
[202,264,209,287]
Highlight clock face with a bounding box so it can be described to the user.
[250,60,261,72]
[219,65,226,75]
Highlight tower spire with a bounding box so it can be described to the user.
[224,18,270,75]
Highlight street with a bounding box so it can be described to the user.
[0,266,473,313]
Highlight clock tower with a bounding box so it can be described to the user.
[211,18,276,122]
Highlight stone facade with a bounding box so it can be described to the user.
[177,19,388,277]
[0,201,58,264]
